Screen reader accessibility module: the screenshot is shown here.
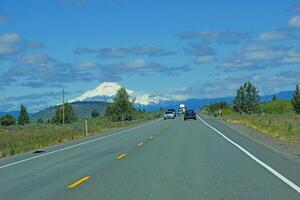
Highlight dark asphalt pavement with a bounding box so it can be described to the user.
[0,116,299,200]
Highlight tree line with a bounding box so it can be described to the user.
[206,82,300,115]
[0,87,144,126]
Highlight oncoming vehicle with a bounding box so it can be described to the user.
[167,108,176,117]
[184,110,197,121]
[164,111,176,120]
[178,104,186,115]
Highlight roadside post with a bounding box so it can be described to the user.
[122,114,124,127]
[85,120,88,136]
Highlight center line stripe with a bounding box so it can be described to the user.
[68,176,91,189]
[117,153,127,159]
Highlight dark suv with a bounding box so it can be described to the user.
[184,110,196,120]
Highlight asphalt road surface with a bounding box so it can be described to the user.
[0,115,299,200]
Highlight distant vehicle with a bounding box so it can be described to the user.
[184,110,196,120]
[178,104,186,115]
[167,108,176,117]
[164,111,176,120]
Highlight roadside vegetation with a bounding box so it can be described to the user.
[203,83,300,143]
[0,87,162,158]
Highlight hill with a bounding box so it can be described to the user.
[31,101,107,120]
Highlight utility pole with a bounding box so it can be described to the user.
[62,88,65,125]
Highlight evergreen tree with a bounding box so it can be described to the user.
[37,118,44,123]
[233,82,260,114]
[291,83,300,114]
[105,87,135,121]
[91,109,100,118]
[0,114,16,126]
[52,103,77,124]
[18,104,30,125]
[272,94,277,101]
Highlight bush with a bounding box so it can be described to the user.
[205,102,233,116]
[0,114,16,126]
[91,109,100,118]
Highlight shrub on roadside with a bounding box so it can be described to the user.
[0,114,16,126]
[91,109,100,118]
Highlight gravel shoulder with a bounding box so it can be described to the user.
[215,117,300,163]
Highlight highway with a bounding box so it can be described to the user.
[0,115,299,200]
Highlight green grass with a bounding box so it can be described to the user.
[0,112,160,158]
[223,114,300,143]
[260,100,293,114]
[202,100,299,143]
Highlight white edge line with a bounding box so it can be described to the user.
[197,115,300,194]
[0,119,161,170]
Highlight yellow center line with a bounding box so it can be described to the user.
[117,153,127,160]
[68,176,91,189]
[138,142,144,147]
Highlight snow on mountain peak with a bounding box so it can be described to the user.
[70,82,168,105]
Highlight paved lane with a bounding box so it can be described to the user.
[0,117,299,200]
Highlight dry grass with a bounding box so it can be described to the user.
[223,114,300,143]
[0,114,159,158]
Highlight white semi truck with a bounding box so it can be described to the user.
[178,104,186,115]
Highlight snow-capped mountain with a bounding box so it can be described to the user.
[70,82,169,105]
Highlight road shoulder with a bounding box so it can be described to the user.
[205,115,300,164]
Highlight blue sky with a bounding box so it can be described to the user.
[0,0,300,112]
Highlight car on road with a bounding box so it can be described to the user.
[167,108,176,117]
[184,110,196,120]
[164,111,176,120]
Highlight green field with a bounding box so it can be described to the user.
[0,112,160,158]
[203,100,300,143]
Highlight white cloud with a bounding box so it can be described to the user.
[75,61,97,69]
[16,53,54,65]
[218,44,295,71]
[194,55,215,64]
[257,32,295,41]
[0,33,22,56]
[0,33,21,43]
[288,16,300,28]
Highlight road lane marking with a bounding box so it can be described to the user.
[138,142,144,147]
[68,176,90,189]
[197,115,300,194]
[0,119,161,170]
[117,153,127,160]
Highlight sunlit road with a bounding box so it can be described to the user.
[0,116,299,200]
